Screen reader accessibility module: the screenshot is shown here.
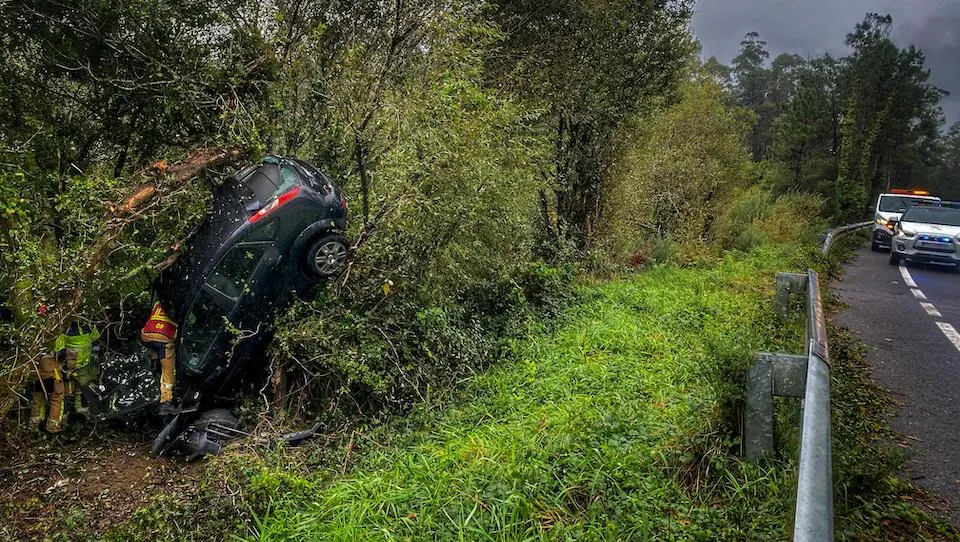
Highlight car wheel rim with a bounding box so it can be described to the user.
[315,241,347,275]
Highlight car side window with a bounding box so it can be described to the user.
[245,219,278,242]
[207,245,266,299]
[182,290,230,372]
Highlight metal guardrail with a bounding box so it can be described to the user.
[821,221,872,254]
[741,221,870,540]
[745,269,834,541]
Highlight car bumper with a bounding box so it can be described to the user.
[893,239,960,265]
[873,227,893,246]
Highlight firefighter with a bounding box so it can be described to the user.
[141,301,177,415]
[53,321,101,417]
[29,353,66,433]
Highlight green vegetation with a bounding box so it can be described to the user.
[254,247,809,540]
[104,238,959,541]
[2,1,960,539]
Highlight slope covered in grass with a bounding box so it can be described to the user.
[248,246,810,540]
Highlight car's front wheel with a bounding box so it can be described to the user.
[889,251,901,266]
[305,233,350,278]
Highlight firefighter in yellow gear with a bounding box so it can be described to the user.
[141,301,178,414]
[53,322,101,417]
[29,353,66,433]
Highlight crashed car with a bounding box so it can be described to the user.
[83,156,349,457]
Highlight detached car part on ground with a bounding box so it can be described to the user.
[82,156,349,458]
[889,206,960,269]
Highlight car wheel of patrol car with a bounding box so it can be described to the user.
[306,233,349,278]
[889,251,901,266]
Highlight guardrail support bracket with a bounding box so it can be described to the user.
[775,273,809,320]
[745,353,809,458]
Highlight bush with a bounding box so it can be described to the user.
[715,186,825,252]
[595,81,754,268]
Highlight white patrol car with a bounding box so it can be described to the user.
[872,190,941,251]
[889,205,960,268]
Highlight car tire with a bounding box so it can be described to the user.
[305,233,349,278]
[193,408,239,431]
[889,251,901,266]
[870,241,881,252]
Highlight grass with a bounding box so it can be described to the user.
[102,237,960,541]
[242,245,813,541]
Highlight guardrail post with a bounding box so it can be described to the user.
[745,358,773,458]
[775,272,808,320]
[744,353,808,458]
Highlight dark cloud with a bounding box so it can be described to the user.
[897,1,960,128]
[693,0,960,127]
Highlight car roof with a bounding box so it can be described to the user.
[879,193,940,200]
[902,205,960,218]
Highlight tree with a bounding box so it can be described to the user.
[773,55,843,193]
[836,13,945,218]
[486,0,696,249]
[0,0,274,176]
[929,122,960,198]
[732,32,772,160]
[600,81,754,255]
[702,55,734,94]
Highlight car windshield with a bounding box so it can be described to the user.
[901,206,960,227]
[878,195,936,212]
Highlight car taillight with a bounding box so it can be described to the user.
[341,195,348,209]
[249,186,301,223]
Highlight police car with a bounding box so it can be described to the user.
[872,189,941,251]
[889,205,960,268]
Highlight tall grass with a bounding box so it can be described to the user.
[243,245,810,541]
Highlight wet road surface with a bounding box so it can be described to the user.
[833,245,960,524]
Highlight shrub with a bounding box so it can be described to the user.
[714,186,825,252]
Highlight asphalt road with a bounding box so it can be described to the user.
[833,244,960,524]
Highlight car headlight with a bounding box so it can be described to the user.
[876,217,889,226]
[898,227,916,238]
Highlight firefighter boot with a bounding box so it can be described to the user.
[158,348,176,416]
[36,355,67,433]
[29,390,46,428]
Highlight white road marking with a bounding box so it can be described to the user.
[936,322,960,353]
[920,302,943,317]
[899,265,918,288]
[911,288,927,300]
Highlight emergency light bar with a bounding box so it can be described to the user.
[889,188,931,196]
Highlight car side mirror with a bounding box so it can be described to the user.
[244,200,262,212]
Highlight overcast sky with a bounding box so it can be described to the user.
[692,0,960,128]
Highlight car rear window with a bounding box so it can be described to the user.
[901,206,960,227]
[235,163,301,207]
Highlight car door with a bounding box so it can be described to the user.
[179,242,273,383]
